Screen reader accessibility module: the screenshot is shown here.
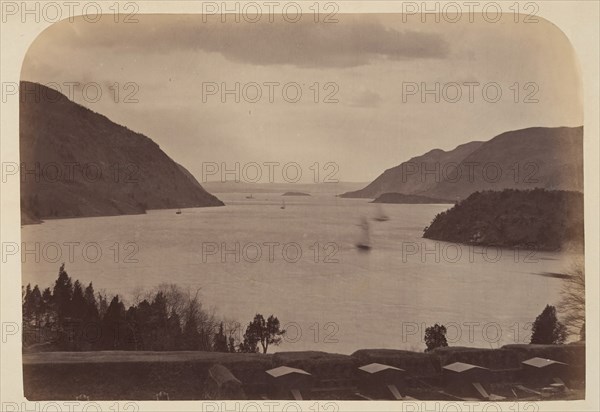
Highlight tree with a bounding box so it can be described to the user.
[558,263,585,339]
[97,291,109,318]
[238,330,259,353]
[224,319,242,352]
[52,263,73,322]
[530,305,567,344]
[213,323,229,352]
[100,296,127,349]
[228,336,236,353]
[149,292,170,350]
[424,324,448,352]
[71,281,87,318]
[153,284,215,351]
[83,282,100,321]
[40,287,54,330]
[182,310,201,350]
[22,284,32,319]
[241,314,285,354]
[166,311,183,350]
[66,280,89,350]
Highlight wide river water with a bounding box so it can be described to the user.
[21,193,579,354]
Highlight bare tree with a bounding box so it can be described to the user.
[558,262,585,339]
[223,318,242,351]
[154,283,187,317]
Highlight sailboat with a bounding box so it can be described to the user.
[355,217,372,251]
[280,199,286,210]
[373,204,389,222]
[176,208,182,215]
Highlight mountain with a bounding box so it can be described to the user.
[20,81,223,223]
[340,141,484,198]
[425,127,583,200]
[341,126,583,200]
[422,189,584,251]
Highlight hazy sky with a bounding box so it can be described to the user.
[21,14,583,183]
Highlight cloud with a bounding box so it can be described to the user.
[32,15,450,69]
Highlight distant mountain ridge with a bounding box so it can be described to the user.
[341,126,583,200]
[20,81,223,223]
[372,193,451,204]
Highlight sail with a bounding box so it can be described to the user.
[374,204,389,221]
[356,216,371,250]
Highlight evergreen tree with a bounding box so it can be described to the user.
[530,305,567,344]
[97,292,109,318]
[53,263,73,322]
[83,283,100,320]
[22,284,33,324]
[71,281,87,318]
[29,286,43,327]
[41,287,54,328]
[100,296,127,349]
[150,292,170,350]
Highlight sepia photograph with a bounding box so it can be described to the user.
[1,1,599,411]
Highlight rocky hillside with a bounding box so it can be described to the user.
[422,189,584,251]
[341,141,483,198]
[341,126,583,200]
[426,127,584,200]
[20,82,223,223]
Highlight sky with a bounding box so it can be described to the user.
[21,13,583,183]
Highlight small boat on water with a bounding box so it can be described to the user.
[356,217,372,251]
[280,200,286,210]
[373,204,390,222]
[176,208,182,215]
[246,194,254,199]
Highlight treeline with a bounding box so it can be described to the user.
[23,264,284,353]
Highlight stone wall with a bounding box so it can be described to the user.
[23,343,585,400]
